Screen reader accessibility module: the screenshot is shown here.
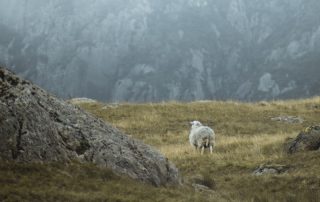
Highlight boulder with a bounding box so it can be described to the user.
[285,126,320,154]
[0,67,180,186]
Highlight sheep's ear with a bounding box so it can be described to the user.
[190,121,193,125]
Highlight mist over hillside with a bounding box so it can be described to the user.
[0,0,320,102]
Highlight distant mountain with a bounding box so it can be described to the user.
[0,0,320,102]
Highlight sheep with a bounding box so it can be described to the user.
[189,121,215,154]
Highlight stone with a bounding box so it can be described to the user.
[0,67,180,186]
[186,173,216,190]
[253,164,290,176]
[285,126,320,154]
[192,183,213,193]
[67,98,97,104]
[271,116,304,124]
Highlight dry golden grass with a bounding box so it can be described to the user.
[1,97,320,201]
[159,133,288,163]
[77,97,320,201]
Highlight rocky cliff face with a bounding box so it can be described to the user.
[0,0,320,101]
[0,67,179,186]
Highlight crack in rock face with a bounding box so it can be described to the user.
[0,67,180,186]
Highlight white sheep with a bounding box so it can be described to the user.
[189,121,215,154]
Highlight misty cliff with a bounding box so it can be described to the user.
[0,0,320,102]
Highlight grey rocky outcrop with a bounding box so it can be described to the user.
[285,126,320,154]
[0,67,179,186]
[253,165,290,176]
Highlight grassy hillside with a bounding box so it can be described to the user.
[1,97,320,201]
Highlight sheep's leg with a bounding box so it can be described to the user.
[201,146,204,155]
[193,145,198,153]
[209,145,213,154]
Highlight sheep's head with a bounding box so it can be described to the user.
[190,121,202,129]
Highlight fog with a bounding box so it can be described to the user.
[0,0,320,102]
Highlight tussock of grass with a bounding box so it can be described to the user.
[1,97,320,201]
